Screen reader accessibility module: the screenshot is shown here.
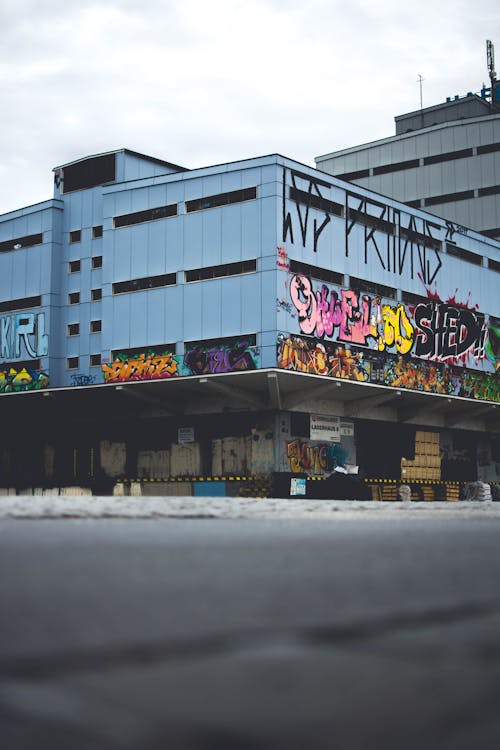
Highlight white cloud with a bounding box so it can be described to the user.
[0,0,498,214]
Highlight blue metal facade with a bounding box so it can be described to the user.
[1,149,499,393]
[1,149,500,493]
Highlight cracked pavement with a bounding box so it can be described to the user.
[1,505,500,748]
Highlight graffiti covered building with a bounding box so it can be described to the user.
[0,149,499,494]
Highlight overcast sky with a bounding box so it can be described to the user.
[0,0,498,215]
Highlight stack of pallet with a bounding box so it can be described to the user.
[421,485,436,502]
[380,483,399,502]
[400,431,441,481]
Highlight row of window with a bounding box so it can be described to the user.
[66,187,258,241]
[68,354,101,369]
[67,320,101,336]
[336,142,500,181]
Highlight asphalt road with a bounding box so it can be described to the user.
[1,509,500,749]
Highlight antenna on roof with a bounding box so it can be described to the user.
[487,40,496,88]
[417,74,425,111]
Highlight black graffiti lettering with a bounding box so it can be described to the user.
[414,303,435,357]
[414,302,485,360]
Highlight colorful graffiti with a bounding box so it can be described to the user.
[102,351,179,383]
[278,334,500,403]
[0,366,49,392]
[0,312,48,360]
[288,274,490,369]
[101,340,259,384]
[286,439,348,475]
[183,340,258,376]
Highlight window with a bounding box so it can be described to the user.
[68,292,80,305]
[423,148,473,165]
[114,204,177,229]
[489,258,500,273]
[69,230,81,243]
[0,233,43,254]
[0,295,41,313]
[446,243,483,266]
[424,190,474,207]
[336,168,370,181]
[90,319,102,333]
[92,225,103,239]
[67,356,79,370]
[185,259,256,283]
[112,273,176,295]
[477,142,500,156]
[373,159,420,176]
[90,353,101,367]
[402,290,429,306]
[186,187,257,213]
[67,323,80,336]
[62,153,116,194]
[289,187,343,217]
[69,260,81,273]
[111,343,176,360]
[92,255,103,269]
[91,288,102,301]
[289,260,343,287]
[478,185,500,198]
[350,276,396,299]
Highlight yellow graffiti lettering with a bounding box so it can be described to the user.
[102,352,178,383]
[378,303,414,355]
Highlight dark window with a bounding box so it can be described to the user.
[488,257,500,273]
[350,276,396,299]
[289,187,343,217]
[402,290,430,306]
[423,148,473,166]
[90,319,102,333]
[186,187,257,213]
[185,259,256,283]
[404,199,422,208]
[289,260,344,286]
[67,323,80,336]
[114,203,177,229]
[112,272,176,295]
[424,190,474,207]
[0,295,41,313]
[91,288,102,301]
[478,185,500,197]
[68,292,80,305]
[67,356,79,370]
[90,353,101,367]
[477,142,500,155]
[399,225,441,251]
[0,358,41,371]
[348,207,395,235]
[335,168,370,181]
[69,230,81,243]
[373,158,419,176]
[111,343,176,360]
[446,243,482,265]
[480,227,500,239]
[92,225,103,239]
[290,411,310,438]
[62,153,116,194]
[69,260,81,273]
[186,334,256,350]
[92,255,103,269]
[0,233,43,254]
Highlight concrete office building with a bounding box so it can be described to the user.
[315,80,500,241]
[0,149,499,497]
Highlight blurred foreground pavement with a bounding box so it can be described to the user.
[1,498,500,749]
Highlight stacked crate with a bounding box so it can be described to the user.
[400,431,441,481]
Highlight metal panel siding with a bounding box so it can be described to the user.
[241,273,261,333]
[183,282,203,341]
[202,210,222,267]
[201,281,222,339]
